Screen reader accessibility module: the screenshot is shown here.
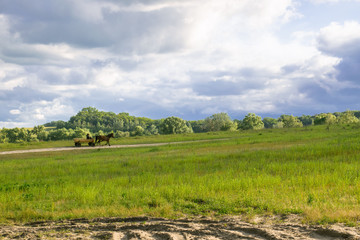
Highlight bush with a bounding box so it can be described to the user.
[160,117,193,134]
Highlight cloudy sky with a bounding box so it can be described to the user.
[1,0,360,128]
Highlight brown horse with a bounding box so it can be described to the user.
[95,133,114,146]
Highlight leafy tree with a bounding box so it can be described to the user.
[353,111,360,119]
[203,113,237,132]
[262,117,277,129]
[48,128,71,141]
[240,113,264,130]
[0,129,6,143]
[314,113,337,125]
[72,127,89,138]
[115,130,130,138]
[298,115,314,126]
[337,110,359,124]
[37,131,49,141]
[189,120,205,133]
[233,119,243,130]
[55,120,67,129]
[32,125,48,141]
[67,107,158,134]
[146,124,159,135]
[279,115,303,128]
[273,121,284,128]
[5,128,20,143]
[96,130,105,136]
[132,126,145,136]
[160,117,193,134]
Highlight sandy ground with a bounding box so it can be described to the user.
[1,216,359,240]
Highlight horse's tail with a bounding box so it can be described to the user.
[95,135,99,143]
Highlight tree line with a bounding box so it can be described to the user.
[1,107,360,143]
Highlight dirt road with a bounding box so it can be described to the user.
[0,139,226,156]
[1,216,359,239]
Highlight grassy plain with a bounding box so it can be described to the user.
[1,125,360,225]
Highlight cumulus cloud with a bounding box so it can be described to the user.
[317,21,360,85]
[310,0,360,3]
[0,0,360,127]
[317,21,360,56]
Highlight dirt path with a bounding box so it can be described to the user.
[1,216,359,239]
[0,139,227,155]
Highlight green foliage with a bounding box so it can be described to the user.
[72,127,89,138]
[189,120,206,133]
[132,126,145,136]
[48,128,72,141]
[314,113,337,125]
[298,115,314,126]
[203,113,237,132]
[68,107,155,133]
[240,113,264,130]
[2,107,360,144]
[262,117,277,128]
[115,130,130,138]
[279,115,303,128]
[160,117,193,134]
[337,110,359,124]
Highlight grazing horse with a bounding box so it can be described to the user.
[95,133,114,146]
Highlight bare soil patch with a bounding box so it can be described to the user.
[1,216,359,239]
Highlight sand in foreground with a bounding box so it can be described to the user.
[1,216,359,239]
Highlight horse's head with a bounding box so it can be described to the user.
[109,133,114,138]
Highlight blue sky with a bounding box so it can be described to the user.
[1,0,360,128]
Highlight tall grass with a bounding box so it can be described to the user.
[1,125,360,224]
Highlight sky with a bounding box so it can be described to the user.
[1,0,360,128]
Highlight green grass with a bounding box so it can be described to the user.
[1,125,360,224]
[0,131,229,152]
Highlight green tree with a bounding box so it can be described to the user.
[48,128,71,141]
[189,120,205,133]
[72,127,89,138]
[337,110,359,124]
[132,126,145,136]
[160,117,193,134]
[314,113,337,125]
[203,113,237,132]
[279,115,303,128]
[262,117,277,129]
[146,124,159,135]
[6,128,20,143]
[32,125,48,141]
[115,130,130,138]
[240,113,264,130]
[298,115,314,126]
[0,129,6,143]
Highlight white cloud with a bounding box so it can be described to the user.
[310,0,360,3]
[1,0,360,127]
[10,109,21,115]
[317,21,360,56]
[13,99,75,125]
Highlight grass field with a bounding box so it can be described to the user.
[1,125,360,225]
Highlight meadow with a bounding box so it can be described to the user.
[1,125,360,225]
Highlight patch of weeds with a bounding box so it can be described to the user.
[22,193,34,201]
[148,199,161,208]
[149,147,161,152]
[191,198,208,205]
[307,194,315,205]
